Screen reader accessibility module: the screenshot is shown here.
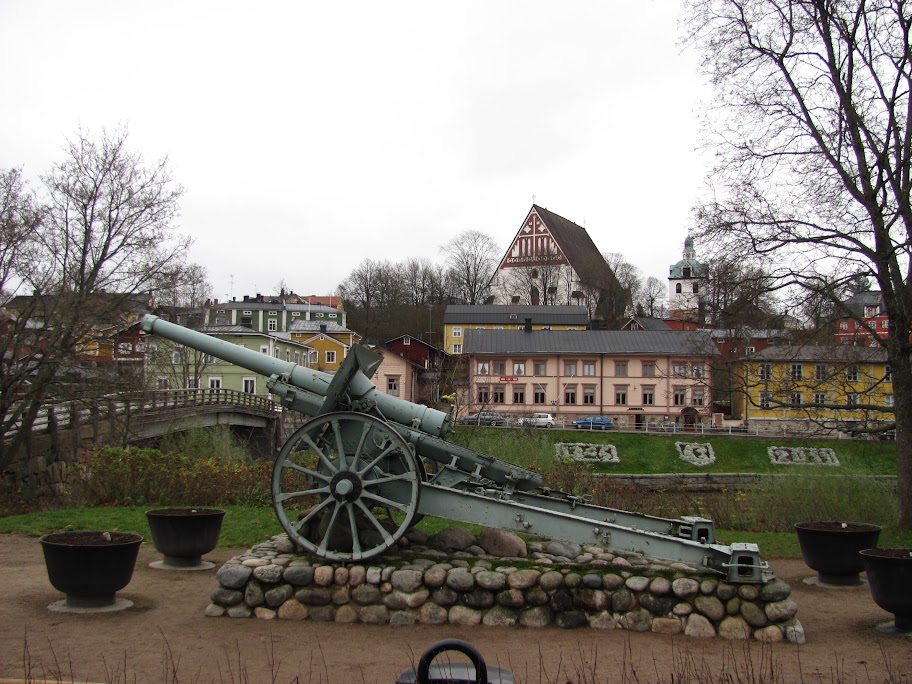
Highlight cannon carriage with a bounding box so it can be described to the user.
[140,314,769,583]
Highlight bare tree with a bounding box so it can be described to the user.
[605,253,643,315]
[640,276,667,318]
[685,0,912,527]
[0,126,189,474]
[442,230,499,305]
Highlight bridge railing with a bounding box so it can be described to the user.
[4,389,280,439]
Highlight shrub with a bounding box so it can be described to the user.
[74,446,272,507]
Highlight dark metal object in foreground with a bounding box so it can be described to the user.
[397,639,513,684]
[139,314,769,583]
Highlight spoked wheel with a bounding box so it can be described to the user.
[272,411,421,562]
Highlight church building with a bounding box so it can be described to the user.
[668,235,704,322]
[487,205,625,325]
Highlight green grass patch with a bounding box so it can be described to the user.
[450,427,897,475]
[0,505,284,549]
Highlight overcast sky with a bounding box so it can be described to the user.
[1,1,711,302]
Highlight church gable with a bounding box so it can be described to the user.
[499,208,569,269]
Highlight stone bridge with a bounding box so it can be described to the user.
[2,389,293,503]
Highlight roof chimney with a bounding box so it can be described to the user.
[320,324,327,333]
[524,317,532,332]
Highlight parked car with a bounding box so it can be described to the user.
[517,413,555,428]
[458,411,506,426]
[571,415,614,430]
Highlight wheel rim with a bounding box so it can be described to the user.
[272,412,420,561]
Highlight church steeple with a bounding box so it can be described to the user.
[668,234,703,321]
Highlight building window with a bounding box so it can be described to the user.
[533,387,546,404]
[692,283,699,293]
[846,365,859,382]
[117,342,132,355]
[478,386,490,403]
[758,363,772,380]
[791,363,803,380]
[274,348,280,358]
[583,386,596,405]
[813,391,826,405]
[172,349,184,364]
[692,388,705,406]
[885,394,894,407]
[642,362,655,377]
[308,350,318,364]
[676,283,682,293]
[673,388,687,406]
[208,377,222,391]
[534,361,547,375]
[243,377,256,394]
[564,361,577,376]
[493,386,505,403]
[745,346,755,354]
[673,364,687,377]
[326,350,336,364]
[387,376,400,397]
[285,349,290,362]
[564,386,577,404]
[268,318,277,332]
[156,377,170,390]
[615,386,628,405]
[513,386,525,404]
[478,361,489,375]
[615,361,627,377]
[292,311,300,317]
[840,321,849,330]
[187,377,200,390]
[691,364,704,379]
[583,361,596,376]
[453,344,462,354]
[815,364,827,381]
[493,361,506,375]
[759,391,773,409]
[642,387,655,405]
[885,365,892,381]
[453,326,462,338]
[790,392,802,408]
[403,337,411,345]
[243,310,253,316]
[514,362,525,376]
[846,392,859,406]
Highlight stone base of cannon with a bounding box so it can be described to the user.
[206,530,804,643]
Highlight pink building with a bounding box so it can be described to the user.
[462,328,720,429]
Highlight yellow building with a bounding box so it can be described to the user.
[737,345,893,435]
[443,305,589,355]
[288,320,361,373]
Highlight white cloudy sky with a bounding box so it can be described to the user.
[1,1,711,301]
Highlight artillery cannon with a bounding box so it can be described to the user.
[140,315,769,583]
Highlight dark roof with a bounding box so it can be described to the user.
[384,335,448,355]
[748,345,888,363]
[463,329,720,356]
[444,305,589,325]
[527,205,616,287]
[622,317,672,331]
[288,320,352,334]
[841,291,883,317]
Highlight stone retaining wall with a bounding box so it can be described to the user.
[206,530,805,643]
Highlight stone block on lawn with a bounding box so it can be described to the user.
[431,527,476,551]
[217,564,252,589]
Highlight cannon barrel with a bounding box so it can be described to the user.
[139,314,453,438]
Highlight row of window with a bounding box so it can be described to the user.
[450,325,580,338]
[758,391,894,409]
[155,376,258,393]
[758,363,891,382]
[477,385,705,406]
[476,360,703,378]
[170,345,337,365]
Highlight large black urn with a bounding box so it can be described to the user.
[860,548,912,632]
[40,530,142,611]
[146,508,225,570]
[794,521,881,586]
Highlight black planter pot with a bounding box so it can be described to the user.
[40,531,142,610]
[860,548,912,632]
[146,508,225,570]
[794,521,882,586]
